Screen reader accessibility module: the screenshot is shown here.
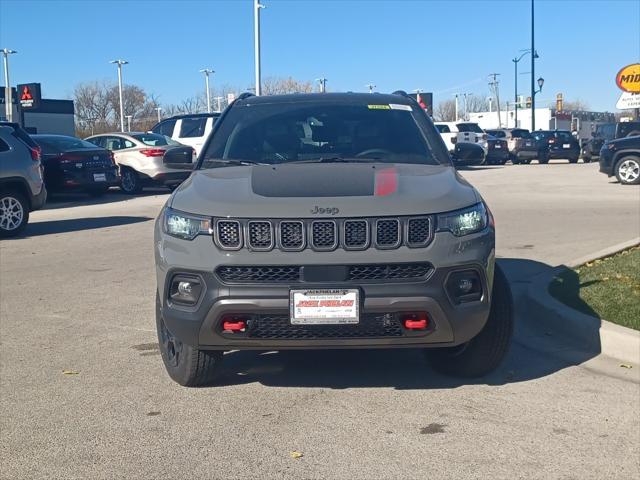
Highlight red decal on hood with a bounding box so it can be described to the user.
[375,167,398,196]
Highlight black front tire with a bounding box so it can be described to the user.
[120,168,143,194]
[0,190,30,238]
[156,293,224,387]
[426,265,513,378]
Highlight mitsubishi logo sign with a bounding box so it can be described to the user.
[17,83,41,109]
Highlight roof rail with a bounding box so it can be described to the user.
[236,92,255,101]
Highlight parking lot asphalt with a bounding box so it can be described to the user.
[1,162,639,479]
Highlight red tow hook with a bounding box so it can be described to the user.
[222,319,247,332]
[401,312,429,330]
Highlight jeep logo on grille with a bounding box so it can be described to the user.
[310,206,339,215]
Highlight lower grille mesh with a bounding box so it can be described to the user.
[246,314,403,339]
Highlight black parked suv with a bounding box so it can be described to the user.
[532,130,580,163]
[486,128,546,164]
[599,135,640,185]
[582,121,640,163]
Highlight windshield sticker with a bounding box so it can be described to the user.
[389,104,412,111]
[367,104,391,110]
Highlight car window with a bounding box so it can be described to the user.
[0,138,10,152]
[511,129,531,138]
[102,136,127,151]
[131,133,173,146]
[179,118,207,138]
[89,137,105,148]
[435,124,450,133]
[487,130,505,138]
[153,119,177,137]
[556,131,573,142]
[34,136,102,152]
[202,102,445,166]
[456,123,483,133]
[617,122,640,138]
[595,123,615,139]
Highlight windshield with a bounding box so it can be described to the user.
[594,123,615,139]
[200,102,446,167]
[35,136,102,153]
[456,123,483,133]
[131,133,178,146]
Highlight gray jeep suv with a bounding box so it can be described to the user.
[154,92,513,386]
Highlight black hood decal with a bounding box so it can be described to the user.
[251,164,376,197]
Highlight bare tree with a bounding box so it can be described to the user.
[434,99,456,122]
[465,94,489,114]
[74,81,115,136]
[262,76,314,95]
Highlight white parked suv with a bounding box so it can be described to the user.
[151,113,220,157]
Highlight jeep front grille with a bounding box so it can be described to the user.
[212,216,433,252]
[215,262,433,284]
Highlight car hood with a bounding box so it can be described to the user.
[170,163,480,218]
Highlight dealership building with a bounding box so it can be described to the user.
[1,85,75,136]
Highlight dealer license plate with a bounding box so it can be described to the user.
[495,144,501,149]
[563,143,570,148]
[93,173,107,182]
[290,289,359,325]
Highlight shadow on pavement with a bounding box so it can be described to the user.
[19,216,153,237]
[213,258,602,389]
[42,189,169,210]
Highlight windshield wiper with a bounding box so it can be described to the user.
[202,159,266,167]
[288,156,381,164]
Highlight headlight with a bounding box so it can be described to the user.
[163,207,211,240]
[438,203,488,237]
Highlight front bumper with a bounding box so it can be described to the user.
[599,148,615,176]
[155,225,495,350]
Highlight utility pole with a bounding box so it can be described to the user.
[453,94,459,121]
[199,68,214,113]
[463,93,469,121]
[2,49,17,122]
[109,59,128,132]
[316,77,327,93]
[488,73,502,128]
[254,0,265,96]
[531,0,536,131]
[365,83,376,94]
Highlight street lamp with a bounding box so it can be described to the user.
[365,83,376,94]
[537,77,545,91]
[254,0,265,96]
[199,68,214,113]
[512,49,538,127]
[155,107,162,122]
[109,59,128,132]
[2,49,17,122]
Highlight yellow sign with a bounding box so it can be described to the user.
[367,105,391,110]
[616,63,640,93]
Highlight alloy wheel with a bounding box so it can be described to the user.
[0,196,24,232]
[619,159,640,183]
[121,170,137,192]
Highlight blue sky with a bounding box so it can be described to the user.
[1,0,639,111]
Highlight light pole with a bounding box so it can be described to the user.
[214,96,224,112]
[2,49,17,122]
[453,94,459,121]
[316,77,327,93]
[125,115,132,132]
[254,0,265,96]
[155,107,162,122]
[365,83,376,94]
[199,68,214,113]
[109,59,128,132]
[513,49,537,127]
[530,0,536,131]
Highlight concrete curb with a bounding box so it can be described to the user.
[566,237,640,268]
[525,241,640,366]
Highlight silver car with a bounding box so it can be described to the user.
[154,92,513,387]
[85,132,195,194]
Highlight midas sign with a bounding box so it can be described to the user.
[616,63,640,93]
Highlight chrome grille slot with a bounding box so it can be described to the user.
[247,221,273,250]
[279,221,305,250]
[407,217,432,247]
[375,219,400,248]
[344,220,369,249]
[216,220,242,249]
[311,221,337,250]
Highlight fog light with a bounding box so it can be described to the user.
[446,270,483,304]
[169,275,203,306]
